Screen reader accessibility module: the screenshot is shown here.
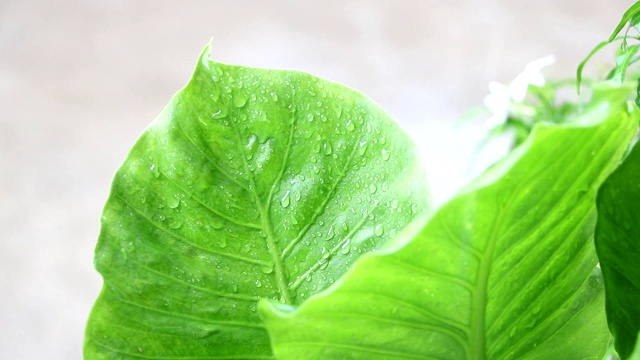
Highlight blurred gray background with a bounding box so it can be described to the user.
[0,0,633,359]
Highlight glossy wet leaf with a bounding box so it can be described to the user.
[84,46,429,359]
[261,84,638,359]
[596,140,640,359]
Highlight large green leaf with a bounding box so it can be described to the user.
[261,84,639,360]
[596,139,640,359]
[84,46,429,359]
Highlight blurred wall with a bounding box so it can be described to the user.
[0,0,633,358]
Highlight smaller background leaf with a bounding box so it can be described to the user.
[596,140,640,359]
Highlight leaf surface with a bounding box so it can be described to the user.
[261,84,638,360]
[596,138,640,359]
[84,46,429,359]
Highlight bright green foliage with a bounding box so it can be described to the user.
[83,46,429,359]
[608,1,640,43]
[578,1,640,96]
[261,85,639,359]
[596,140,640,359]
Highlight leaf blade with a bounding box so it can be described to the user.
[84,46,429,359]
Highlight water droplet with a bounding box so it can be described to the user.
[270,92,278,101]
[231,284,239,293]
[281,191,291,208]
[357,141,368,155]
[245,134,258,153]
[233,94,248,107]
[374,224,385,237]
[255,280,262,287]
[211,218,224,230]
[381,182,389,192]
[381,148,390,161]
[325,225,335,240]
[306,113,315,122]
[411,203,419,214]
[323,142,332,155]
[217,238,227,248]
[167,194,181,209]
[369,184,377,194]
[345,120,355,131]
[212,109,226,119]
[260,264,274,274]
[340,239,351,254]
[168,217,183,229]
[149,164,160,178]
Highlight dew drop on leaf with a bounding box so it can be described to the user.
[411,203,419,214]
[325,225,335,240]
[369,184,377,194]
[168,217,183,229]
[233,94,248,107]
[255,280,262,288]
[357,141,368,155]
[281,190,291,208]
[149,164,160,178]
[260,264,274,274]
[319,259,329,270]
[374,224,385,237]
[211,217,224,230]
[167,194,181,209]
[381,148,390,161]
[345,120,355,131]
[323,142,332,155]
[340,240,351,254]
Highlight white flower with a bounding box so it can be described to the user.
[483,55,556,128]
[483,81,511,128]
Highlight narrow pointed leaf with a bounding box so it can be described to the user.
[261,84,638,359]
[84,46,429,359]
[609,1,640,42]
[596,139,640,359]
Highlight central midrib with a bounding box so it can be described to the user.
[229,113,295,305]
[469,199,512,360]
[258,203,294,304]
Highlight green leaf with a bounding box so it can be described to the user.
[84,46,429,359]
[607,44,640,83]
[609,1,640,42]
[596,139,640,359]
[261,84,639,359]
[577,39,613,92]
